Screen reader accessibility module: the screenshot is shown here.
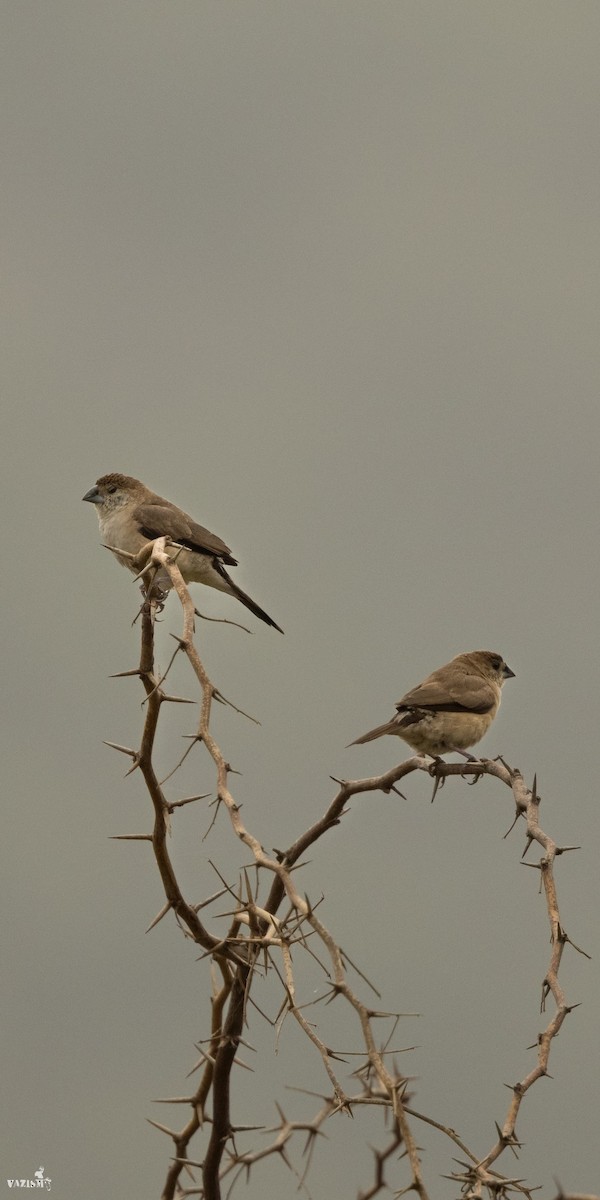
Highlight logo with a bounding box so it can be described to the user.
[6,1167,51,1191]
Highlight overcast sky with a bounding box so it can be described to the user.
[3,4,600,1198]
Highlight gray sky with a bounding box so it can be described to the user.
[3,3,599,1197]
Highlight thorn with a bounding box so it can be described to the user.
[145,902,173,933]
[101,542,135,559]
[430,769,445,803]
[325,1048,349,1063]
[232,1055,255,1072]
[237,1036,257,1054]
[503,808,522,838]
[102,740,137,758]
[212,688,261,725]
[109,833,152,841]
[186,1047,216,1076]
[191,885,230,912]
[167,793,211,812]
[145,1117,178,1137]
[388,783,408,800]
[565,934,592,959]
[132,560,157,584]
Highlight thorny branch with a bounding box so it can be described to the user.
[104,538,593,1200]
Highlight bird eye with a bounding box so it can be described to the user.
[491,657,501,670]
[106,484,117,494]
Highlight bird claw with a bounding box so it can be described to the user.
[144,580,169,611]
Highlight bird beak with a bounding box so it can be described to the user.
[82,486,102,504]
[503,664,515,679]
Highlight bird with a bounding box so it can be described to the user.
[82,473,283,632]
[349,650,514,757]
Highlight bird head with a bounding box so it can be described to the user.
[82,473,145,513]
[463,650,515,686]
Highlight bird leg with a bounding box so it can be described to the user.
[447,746,478,761]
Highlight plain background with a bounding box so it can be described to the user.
[3,3,599,1197]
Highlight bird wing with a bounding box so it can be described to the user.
[133,502,238,564]
[398,671,496,714]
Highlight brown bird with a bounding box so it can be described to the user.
[349,650,514,757]
[82,473,283,632]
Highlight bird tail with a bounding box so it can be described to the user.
[216,564,284,633]
[347,719,397,746]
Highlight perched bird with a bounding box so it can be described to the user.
[349,650,514,757]
[82,473,283,632]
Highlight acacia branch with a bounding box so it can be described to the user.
[105,540,589,1200]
